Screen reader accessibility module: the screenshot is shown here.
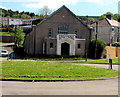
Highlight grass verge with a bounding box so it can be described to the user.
[1,60,118,80]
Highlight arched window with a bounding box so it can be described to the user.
[58,25,68,34]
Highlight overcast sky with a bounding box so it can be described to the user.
[0,0,119,16]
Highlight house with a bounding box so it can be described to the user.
[22,18,40,26]
[24,5,92,57]
[0,17,39,27]
[0,17,9,27]
[89,15,120,44]
[0,17,23,27]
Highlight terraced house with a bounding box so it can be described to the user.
[90,15,120,44]
[24,5,92,57]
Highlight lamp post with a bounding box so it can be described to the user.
[95,21,98,59]
[85,15,89,61]
[118,27,120,42]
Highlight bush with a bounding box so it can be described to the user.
[13,26,25,48]
[112,42,120,47]
[89,38,106,59]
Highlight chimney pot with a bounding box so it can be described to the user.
[106,15,112,20]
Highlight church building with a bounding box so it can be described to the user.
[24,5,92,57]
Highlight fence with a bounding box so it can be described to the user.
[0,36,15,43]
[106,46,120,58]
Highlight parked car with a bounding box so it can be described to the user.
[0,50,9,57]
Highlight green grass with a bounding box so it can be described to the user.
[45,58,119,64]
[0,32,14,36]
[27,58,119,64]
[1,60,118,80]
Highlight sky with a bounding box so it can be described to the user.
[0,0,119,16]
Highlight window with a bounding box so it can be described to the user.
[58,25,68,34]
[48,29,52,37]
[112,27,114,32]
[50,43,53,48]
[78,44,81,49]
[75,31,78,38]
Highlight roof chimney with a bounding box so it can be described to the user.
[106,15,112,20]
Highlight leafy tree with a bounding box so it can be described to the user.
[89,38,106,59]
[0,12,5,16]
[13,26,25,48]
[112,42,120,47]
[12,14,20,18]
[15,11,19,14]
[39,6,52,16]
[113,14,120,21]
[99,12,113,20]
[30,12,35,17]
[87,18,96,21]
[20,14,31,18]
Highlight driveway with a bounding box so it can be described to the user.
[1,78,118,95]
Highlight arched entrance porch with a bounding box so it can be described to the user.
[61,42,70,56]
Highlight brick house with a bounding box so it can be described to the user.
[89,15,120,44]
[24,5,92,57]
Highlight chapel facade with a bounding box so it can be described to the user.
[24,5,92,57]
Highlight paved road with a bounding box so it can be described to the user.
[1,58,119,95]
[1,78,118,95]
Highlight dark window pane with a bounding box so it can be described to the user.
[50,43,53,48]
[78,44,81,49]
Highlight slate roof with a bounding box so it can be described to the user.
[36,5,92,30]
[90,18,120,27]
[106,18,120,27]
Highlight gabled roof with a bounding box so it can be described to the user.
[36,5,91,29]
[90,18,120,27]
[106,18,120,27]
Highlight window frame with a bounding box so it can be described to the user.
[58,25,68,34]
[48,29,52,37]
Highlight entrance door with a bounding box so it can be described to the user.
[61,42,70,56]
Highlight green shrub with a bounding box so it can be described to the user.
[112,42,120,47]
[13,26,25,48]
[89,38,106,59]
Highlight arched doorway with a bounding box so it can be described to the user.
[61,42,70,56]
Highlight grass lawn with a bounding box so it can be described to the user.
[45,57,119,64]
[1,60,118,80]
[71,58,120,64]
[29,57,119,64]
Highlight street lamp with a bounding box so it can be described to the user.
[118,27,120,42]
[85,15,89,61]
[95,21,98,59]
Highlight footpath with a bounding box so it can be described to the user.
[74,63,119,71]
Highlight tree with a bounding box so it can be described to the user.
[0,12,5,17]
[89,38,106,59]
[39,6,52,16]
[113,14,120,21]
[13,26,25,48]
[12,14,20,18]
[20,14,31,18]
[99,12,113,20]
[87,18,96,21]
[30,12,35,17]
